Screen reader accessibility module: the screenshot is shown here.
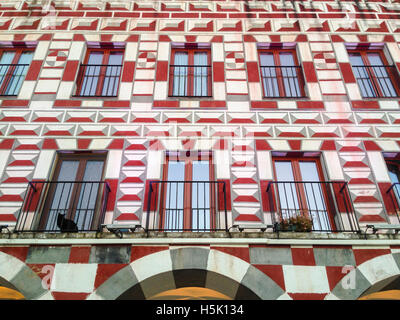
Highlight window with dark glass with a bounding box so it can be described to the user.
[0,49,33,96]
[169,48,212,97]
[259,49,305,98]
[75,49,123,97]
[39,153,107,232]
[272,156,334,231]
[348,49,400,98]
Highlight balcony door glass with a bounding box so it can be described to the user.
[43,155,105,231]
[273,158,331,231]
[172,52,189,97]
[0,50,33,95]
[163,155,212,231]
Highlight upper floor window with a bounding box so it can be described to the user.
[348,49,400,98]
[75,48,123,97]
[259,49,305,98]
[0,49,33,96]
[169,48,212,97]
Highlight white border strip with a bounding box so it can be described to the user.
[0,238,399,246]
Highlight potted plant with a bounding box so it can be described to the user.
[277,215,313,232]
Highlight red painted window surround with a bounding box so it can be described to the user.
[169,43,212,97]
[75,43,125,97]
[0,45,35,96]
[346,43,400,98]
[257,43,306,98]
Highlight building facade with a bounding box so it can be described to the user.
[0,0,399,300]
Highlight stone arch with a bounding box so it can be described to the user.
[88,246,285,300]
[0,251,52,300]
[326,252,400,300]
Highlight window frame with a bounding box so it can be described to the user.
[0,48,34,96]
[161,151,216,230]
[271,156,336,231]
[75,47,124,97]
[258,48,306,98]
[168,47,212,98]
[39,152,107,231]
[348,48,400,98]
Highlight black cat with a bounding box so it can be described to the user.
[57,213,79,232]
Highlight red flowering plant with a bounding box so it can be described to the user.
[278,215,313,232]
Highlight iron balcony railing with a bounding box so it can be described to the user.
[266,181,360,232]
[351,65,400,98]
[74,64,122,97]
[386,183,400,223]
[259,65,305,98]
[169,65,212,97]
[146,181,228,232]
[15,181,111,232]
[0,64,30,96]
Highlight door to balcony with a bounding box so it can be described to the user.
[39,153,106,232]
[272,157,335,231]
[159,152,216,231]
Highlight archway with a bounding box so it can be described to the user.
[0,276,25,300]
[88,246,285,300]
[358,274,400,300]
[116,269,260,300]
[325,252,400,300]
[0,251,51,300]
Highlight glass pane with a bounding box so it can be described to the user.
[299,162,330,231]
[367,53,397,97]
[80,52,103,96]
[260,53,279,97]
[102,52,123,96]
[46,161,79,231]
[75,161,104,230]
[0,52,16,93]
[349,53,375,97]
[5,51,33,95]
[280,53,301,97]
[191,161,210,230]
[172,52,188,96]
[165,161,185,230]
[274,161,299,219]
[193,52,208,96]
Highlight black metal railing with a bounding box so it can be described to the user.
[75,64,122,97]
[15,181,111,232]
[0,64,30,96]
[260,65,305,98]
[351,65,400,98]
[146,181,227,232]
[266,181,360,232]
[386,183,400,223]
[169,65,212,97]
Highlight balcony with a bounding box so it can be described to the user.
[15,181,110,232]
[74,64,122,97]
[266,181,360,233]
[259,65,306,98]
[145,181,228,232]
[0,64,30,96]
[169,65,212,97]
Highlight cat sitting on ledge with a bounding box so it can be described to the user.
[57,213,78,233]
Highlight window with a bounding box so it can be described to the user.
[39,152,107,232]
[0,49,33,96]
[160,151,216,231]
[259,49,305,98]
[348,49,400,98]
[386,160,400,215]
[271,156,334,231]
[169,48,211,97]
[75,49,123,97]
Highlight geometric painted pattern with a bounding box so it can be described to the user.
[0,245,398,300]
